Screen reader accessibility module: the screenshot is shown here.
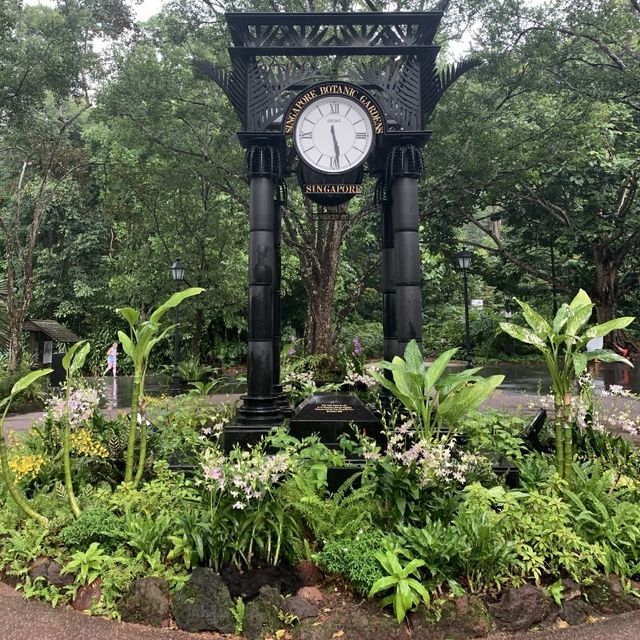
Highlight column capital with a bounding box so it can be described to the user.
[274,178,288,206]
[245,145,281,180]
[385,145,425,182]
[374,176,392,205]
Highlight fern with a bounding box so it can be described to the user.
[279,474,375,543]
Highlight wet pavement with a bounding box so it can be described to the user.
[0,582,222,640]
[3,579,640,640]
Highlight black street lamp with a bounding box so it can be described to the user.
[170,258,186,396]
[455,248,474,368]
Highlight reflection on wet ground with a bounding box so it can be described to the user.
[92,361,639,410]
[462,361,640,395]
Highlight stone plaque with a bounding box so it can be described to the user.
[289,393,382,447]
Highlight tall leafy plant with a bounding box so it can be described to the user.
[0,370,52,526]
[500,290,634,481]
[373,341,504,439]
[118,287,204,486]
[61,340,91,517]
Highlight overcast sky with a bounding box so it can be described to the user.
[24,0,166,20]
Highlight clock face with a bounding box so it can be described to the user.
[293,95,374,174]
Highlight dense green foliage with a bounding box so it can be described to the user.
[1,0,638,367]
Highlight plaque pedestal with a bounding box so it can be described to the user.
[289,393,383,491]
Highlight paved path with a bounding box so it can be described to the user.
[2,394,243,437]
[3,580,640,640]
[490,611,640,640]
[0,582,223,640]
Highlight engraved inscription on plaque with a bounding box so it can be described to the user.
[316,403,354,414]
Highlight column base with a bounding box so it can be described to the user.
[223,424,280,452]
[272,384,293,419]
[236,394,283,425]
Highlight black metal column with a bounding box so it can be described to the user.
[235,145,283,429]
[388,146,424,356]
[378,180,398,364]
[272,180,291,417]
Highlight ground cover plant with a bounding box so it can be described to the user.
[0,300,638,638]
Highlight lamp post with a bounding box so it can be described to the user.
[455,248,474,368]
[170,258,186,396]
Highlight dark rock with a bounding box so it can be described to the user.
[297,586,324,607]
[72,579,102,611]
[585,575,640,614]
[294,606,409,640]
[560,599,589,626]
[437,595,491,639]
[221,562,301,600]
[296,561,323,587]
[282,595,320,620]
[173,567,234,633]
[118,577,170,627]
[28,558,73,588]
[562,578,581,601]
[489,584,553,632]
[243,586,285,640]
[0,568,20,588]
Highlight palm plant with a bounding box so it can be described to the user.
[500,289,634,481]
[118,287,204,486]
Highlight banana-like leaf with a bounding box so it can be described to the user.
[570,289,591,309]
[552,304,571,333]
[149,287,205,324]
[402,340,424,375]
[117,307,140,328]
[565,303,593,337]
[10,368,53,396]
[62,340,89,373]
[117,330,136,361]
[584,316,635,339]
[573,352,588,377]
[437,374,504,426]
[423,347,457,393]
[144,326,176,360]
[517,299,552,338]
[499,322,547,350]
[437,368,482,397]
[584,349,633,368]
[68,342,90,377]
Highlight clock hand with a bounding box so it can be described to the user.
[330,125,340,163]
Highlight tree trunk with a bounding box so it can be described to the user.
[305,280,338,355]
[302,213,343,357]
[592,243,619,346]
[7,324,22,371]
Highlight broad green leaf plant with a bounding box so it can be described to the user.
[500,289,634,481]
[368,549,430,623]
[373,340,504,439]
[118,287,205,486]
[0,369,52,527]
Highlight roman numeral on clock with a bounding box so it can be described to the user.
[300,132,312,139]
[356,132,367,139]
[330,103,339,114]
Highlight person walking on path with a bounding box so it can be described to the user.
[103,342,118,377]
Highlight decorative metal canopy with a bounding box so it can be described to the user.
[193,11,479,137]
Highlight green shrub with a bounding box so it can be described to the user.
[317,531,387,595]
[340,320,384,358]
[463,410,527,462]
[57,508,124,551]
